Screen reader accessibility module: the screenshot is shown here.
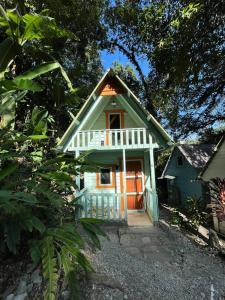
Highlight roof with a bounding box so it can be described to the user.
[178,144,215,169]
[58,68,173,151]
[199,135,225,179]
[160,143,215,179]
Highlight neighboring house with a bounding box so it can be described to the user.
[199,135,225,181]
[160,144,215,205]
[199,136,225,235]
[58,69,172,223]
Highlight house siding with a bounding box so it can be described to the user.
[202,142,225,181]
[82,96,141,131]
[165,148,203,204]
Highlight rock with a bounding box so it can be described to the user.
[26,263,36,274]
[89,273,123,292]
[208,229,221,250]
[26,283,33,293]
[123,294,128,299]
[142,236,151,244]
[16,280,27,295]
[31,269,42,284]
[14,293,27,300]
[61,290,70,300]
[6,294,14,300]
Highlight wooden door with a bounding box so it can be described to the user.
[126,160,144,209]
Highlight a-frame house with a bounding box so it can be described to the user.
[58,69,172,223]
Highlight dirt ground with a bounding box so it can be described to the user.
[81,219,225,300]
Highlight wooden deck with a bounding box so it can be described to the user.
[67,128,156,151]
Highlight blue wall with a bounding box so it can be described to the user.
[165,148,203,205]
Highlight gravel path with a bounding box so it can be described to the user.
[82,224,225,300]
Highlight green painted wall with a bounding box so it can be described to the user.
[82,95,142,131]
[85,150,146,194]
[165,148,203,205]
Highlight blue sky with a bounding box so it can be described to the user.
[101,49,150,77]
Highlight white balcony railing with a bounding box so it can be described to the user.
[68,128,151,150]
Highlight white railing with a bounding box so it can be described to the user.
[68,128,150,150]
[76,193,127,221]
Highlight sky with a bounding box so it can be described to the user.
[101,49,150,77]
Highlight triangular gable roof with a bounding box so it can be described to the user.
[199,135,225,179]
[160,143,215,178]
[58,69,172,151]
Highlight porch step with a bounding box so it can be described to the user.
[127,212,152,227]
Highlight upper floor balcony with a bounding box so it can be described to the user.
[67,128,154,151]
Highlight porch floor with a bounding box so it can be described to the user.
[127,211,152,226]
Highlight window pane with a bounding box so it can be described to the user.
[100,168,111,184]
[177,156,183,166]
[109,114,120,129]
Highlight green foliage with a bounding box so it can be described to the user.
[0,8,105,299]
[208,178,225,222]
[169,209,183,226]
[185,196,207,227]
[0,0,105,136]
[104,0,225,139]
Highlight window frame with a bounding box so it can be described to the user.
[96,165,115,189]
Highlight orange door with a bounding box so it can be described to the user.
[126,160,144,209]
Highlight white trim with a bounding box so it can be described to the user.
[64,95,103,152]
[119,95,147,128]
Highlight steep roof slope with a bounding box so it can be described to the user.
[178,144,215,169]
[199,135,225,180]
[161,143,215,179]
[58,69,172,151]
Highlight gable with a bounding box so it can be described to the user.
[200,136,225,181]
[161,147,192,179]
[58,69,172,152]
[98,77,126,96]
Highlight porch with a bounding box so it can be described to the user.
[75,147,159,223]
[66,128,156,151]
[76,190,155,225]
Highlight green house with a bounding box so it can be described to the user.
[161,144,215,206]
[58,69,172,223]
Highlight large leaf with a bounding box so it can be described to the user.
[13,78,43,92]
[0,37,20,72]
[0,163,18,181]
[4,219,21,254]
[22,14,49,41]
[27,135,48,140]
[15,62,74,92]
[41,236,58,300]
[31,216,46,234]
[15,62,63,81]
[29,240,42,264]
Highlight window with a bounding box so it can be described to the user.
[177,155,183,166]
[96,166,115,188]
[109,113,120,129]
[80,172,85,190]
[100,168,111,184]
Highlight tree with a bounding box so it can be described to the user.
[104,0,225,139]
[1,0,107,136]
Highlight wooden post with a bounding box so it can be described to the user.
[123,149,127,220]
[149,135,159,222]
[75,150,80,191]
